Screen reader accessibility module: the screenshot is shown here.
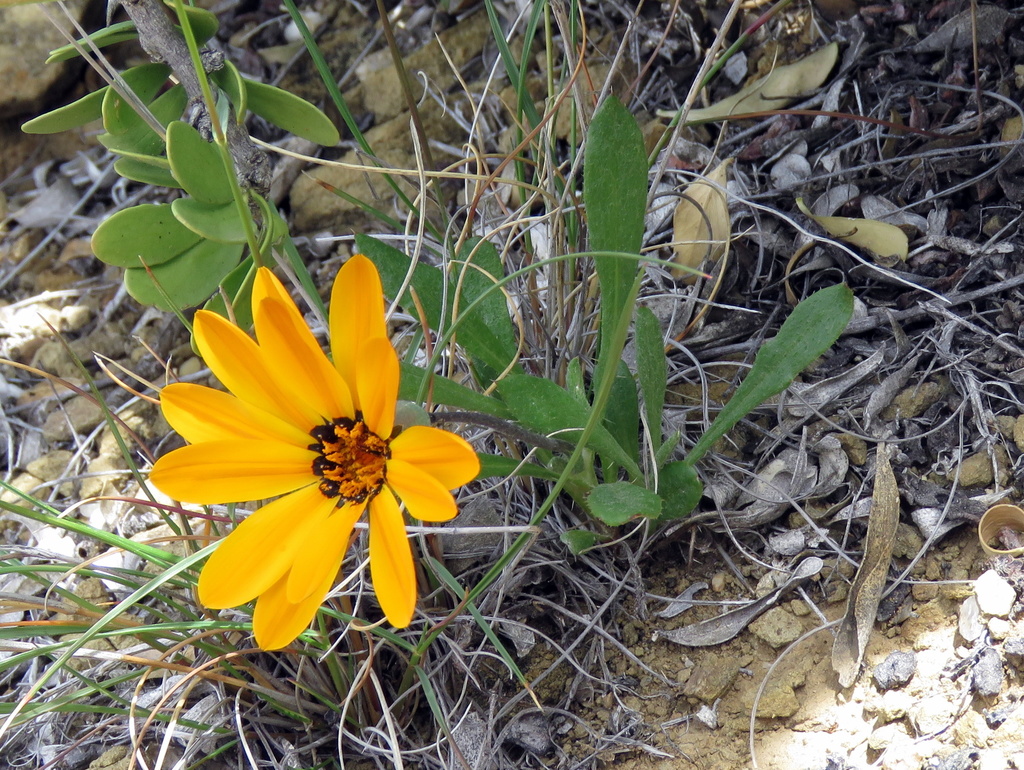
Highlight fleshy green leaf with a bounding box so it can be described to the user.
[92,204,202,269]
[22,63,170,135]
[202,256,256,330]
[584,95,647,365]
[454,237,519,373]
[587,481,662,526]
[656,461,702,521]
[171,199,247,244]
[114,157,180,188]
[685,283,854,465]
[98,84,187,159]
[211,61,247,121]
[243,78,340,146]
[167,121,234,204]
[123,240,244,311]
[635,306,667,457]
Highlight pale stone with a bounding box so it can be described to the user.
[976,569,1016,618]
[749,607,804,649]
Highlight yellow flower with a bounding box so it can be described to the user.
[150,255,479,650]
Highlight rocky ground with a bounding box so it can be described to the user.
[2,1,1024,769]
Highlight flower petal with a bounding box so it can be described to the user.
[330,254,386,405]
[252,554,342,650]
[355,337,398,438]
[197,485,335,609]
[387,458,458,522]
[150,440,316,503]
[286,502,363,604]
[389,426,480,489]
[369,488,416,627]
[252,269,354,421]
[193,309,321,431]
[160,383,312,447]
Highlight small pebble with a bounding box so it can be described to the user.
[874,650,917,690]
[987,617,1011,640]
[975,569,1016,618]
[971,648,1004,697]
[1003,637,1024,659]
[933,749,980,770]
[958,595,984,642]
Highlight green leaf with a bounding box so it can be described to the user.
[46,5,217,63]
[586,481,662,526]
[98,84,187,159]
[565,358,588,406]
[114,157,180,188]
[656,461,702,521]
[560,529,605,555]
[167,121,234,204]
[243,78,340,146]
[123,240,244,311]
[171,199,247,244]
[46,21,140,63]
[454,237,519,371]
[477,453,560,481]
[22,63,170,135]
[604,360,640,466]
[202,256,256,330]
[685,283,855,465]
[358,235,517,379]
[635,307,667,456]
[398,361,510,418]
[211,61,247,121]
[584,95,647,363]
[92,204,202,269]
[497,374,638,473]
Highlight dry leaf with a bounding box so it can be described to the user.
[832,444,900,688]
[671,159,731,280]
[797,198,909,263]
[658,43,839,124]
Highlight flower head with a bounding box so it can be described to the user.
[150,255,479,650]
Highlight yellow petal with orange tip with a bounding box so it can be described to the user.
[149,440,316,504]
[160,382,311,448]
[253,551,344,650]
[355,337,399,439]
[286,501,363,604]
[252,269,354,422]
[330,254,387,403]
[193,309,321,431]
[389,426,480,489]
[198,484,334,609]
[387,458,458,522]
[368,487,416,628]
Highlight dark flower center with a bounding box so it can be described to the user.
[309,415,390,503]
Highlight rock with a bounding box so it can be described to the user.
[86,746,129,769]
[868,721,907,751]
[958,595,984,642]
[957,450,994,487]
[951,709,991,748]
[873,650,916,690]
[933,748,981,770]
[1003,637,1024,659]
[978,750,1011,770]
[909,695,958,735]
[877,690,913,722]
[0,0,93,119]
[81,454,128,499]
[975,570,1016,618]
[1015,415,1024,453]
[749,607,804,649]
[971,648,1003,697]
[42,396,105,442]
[25,449,75,497]
[681,656,741,702]
[988,617,1011,640]
[912,582,939,602]
[754,679,800,719]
